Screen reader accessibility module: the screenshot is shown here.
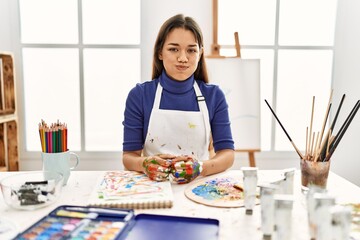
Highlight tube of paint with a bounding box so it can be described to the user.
[306,185,327,240]
[241,167,258,215]
[331,205,352,240]
[281,168,295,194]
[259,183,278,239]
[313,193,336,240]
[273,194,294,240]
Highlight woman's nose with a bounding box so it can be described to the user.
[177,51,188,62]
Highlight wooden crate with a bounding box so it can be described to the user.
[0,53,16,114]
[0,52,19,171]
[0,123,5,170]
[0,120,19,171]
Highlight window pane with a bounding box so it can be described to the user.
[275,50,333,151]
[279,0,337,46]
[19,0,78,44]
[83,48,140,151]
[22,48,81,151]
[82,0,140,44]
[218,0,277,45]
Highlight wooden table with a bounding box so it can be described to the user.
[1,170,360,239]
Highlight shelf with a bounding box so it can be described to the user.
[0,113,17,124]
[0,52,19,171]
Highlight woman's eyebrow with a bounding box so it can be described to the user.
[167,43,198,47]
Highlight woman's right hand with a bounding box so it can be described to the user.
[142,154,175,181]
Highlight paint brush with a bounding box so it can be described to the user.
[314,89,333,161]
[325,100,360,161]
[319,94,346,161]
[264,99,304,159]
[308,96,315,159]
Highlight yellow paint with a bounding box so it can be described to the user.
[188,122,197,128]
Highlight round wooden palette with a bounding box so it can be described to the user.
[185,177,260,208]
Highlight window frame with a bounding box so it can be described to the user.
[215,0,335,152]
[9,0,336,167]
[14,0,140,162]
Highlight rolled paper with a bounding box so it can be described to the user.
[259,183,278,239]
[241,167,258,215]
[331,205,352,240]
[306,185,327,240]
[274,194,294,240]
[313,193,336,240]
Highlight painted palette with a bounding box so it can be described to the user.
[185,177,260,208]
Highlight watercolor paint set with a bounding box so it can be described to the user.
[15,205,219,240]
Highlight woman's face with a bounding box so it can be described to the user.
[159,28,202,81]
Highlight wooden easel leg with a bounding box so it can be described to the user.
[248,152,256,167]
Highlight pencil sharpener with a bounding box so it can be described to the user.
[0,171,63,210]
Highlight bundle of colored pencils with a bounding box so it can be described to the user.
[38,119,68,153]
[265,90,360,162]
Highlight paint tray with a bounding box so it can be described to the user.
[15,205,219,240]
[122,213,219,240]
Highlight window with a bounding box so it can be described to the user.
[218,0,337,152]
[19,0,141,152]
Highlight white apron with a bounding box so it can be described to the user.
[143,82,211,161]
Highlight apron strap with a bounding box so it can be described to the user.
[194,82,211,149]
[153,83,163,109]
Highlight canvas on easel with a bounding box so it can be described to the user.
[206,58,261,166]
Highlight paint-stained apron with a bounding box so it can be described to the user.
[143,82,211,161]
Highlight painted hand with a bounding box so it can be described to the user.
[142,154,174,181]
[170,156,203,184]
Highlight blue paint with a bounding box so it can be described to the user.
[192,178,235,200]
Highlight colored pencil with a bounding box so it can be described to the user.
[38,120,68,153]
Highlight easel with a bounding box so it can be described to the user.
[207,0,260,167]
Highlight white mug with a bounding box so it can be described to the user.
[42,151,79,185]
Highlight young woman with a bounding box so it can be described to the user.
[122,14,234,183]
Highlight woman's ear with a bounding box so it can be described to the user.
[158,52,163,60]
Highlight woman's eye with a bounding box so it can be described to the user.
[188,49,197,53]
[169,48,178,52]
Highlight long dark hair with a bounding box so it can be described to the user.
[151,14,209,83]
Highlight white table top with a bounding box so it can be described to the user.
[1,169,360,240]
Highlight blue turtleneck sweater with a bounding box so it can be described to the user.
[122,71,234,153]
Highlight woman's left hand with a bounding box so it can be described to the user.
[170,155,203,184]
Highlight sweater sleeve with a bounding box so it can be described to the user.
[122,84,145,151]
[206,84,235,152]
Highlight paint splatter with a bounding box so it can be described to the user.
[188,122,197,128]
[192,178,243,201]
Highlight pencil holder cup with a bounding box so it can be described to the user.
[300,158,330,193]
[41,151,79,186]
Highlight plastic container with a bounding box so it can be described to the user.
[0,171,63,210]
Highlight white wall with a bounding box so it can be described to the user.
[140,0,212,81]
[331,0,360,186]
[0,0,12,51]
